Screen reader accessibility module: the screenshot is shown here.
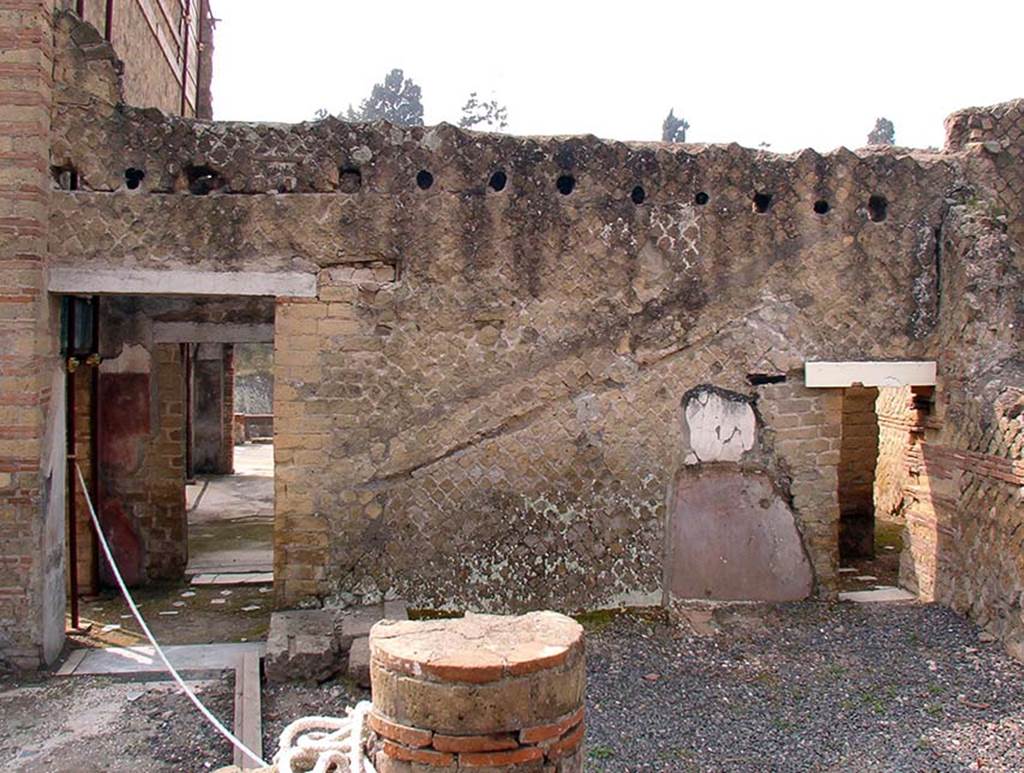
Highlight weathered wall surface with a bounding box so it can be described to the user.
[50,20,1016,615]
[898,102,1024,655]
[4,9,1022,666]
[0,0,65,669]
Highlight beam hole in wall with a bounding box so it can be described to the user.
[694,191,709,206]
[416,170,434,190]
[488,170,507,192]
[630,185,646,205]
[338,166,362,193]
[556,174,576,195]
[184,165,224,195]
[125,168,146,190]
[52,164,79,191]
[752,192,773,213]
[813,199,830,215]
[868,194,888,222]
[747,372,787,385]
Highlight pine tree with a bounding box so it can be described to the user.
[346,69,424,127]
[867,117,895,146]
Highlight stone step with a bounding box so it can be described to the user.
[265,600,408,684]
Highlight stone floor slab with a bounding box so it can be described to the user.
[59,642,265,676]
[839,586,917,603]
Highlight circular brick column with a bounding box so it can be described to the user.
[368,611,585,772]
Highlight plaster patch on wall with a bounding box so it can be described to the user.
[649,202,699,264]
[681,387,756,464]
[632,241,672,305]
[100,343,151,374]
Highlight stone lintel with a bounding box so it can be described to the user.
[805,361,937,388]
[48,268,317,298]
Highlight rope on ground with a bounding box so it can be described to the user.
[74,462,269,769]
[273,703,376,773]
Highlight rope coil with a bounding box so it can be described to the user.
[274,704,376,773]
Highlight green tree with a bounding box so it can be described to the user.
[346,69,424,127]
[458,92,509,131]
[867,117,895,145]
[662,109,690,143]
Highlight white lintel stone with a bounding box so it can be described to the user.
[48,268,316,298]
[804,361,937,388]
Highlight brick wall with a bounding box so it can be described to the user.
[73,0,211,117]
[874,386,913,523]
[837,386,880,559]
[897,102,1024,656]
[0,0,64,669]
[144,344,187,577]
[757,378,843,595]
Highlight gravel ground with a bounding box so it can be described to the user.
[262,678,370,759]
[585,603,1024,772]
[0,673,235,771]
[3,601,1021,771]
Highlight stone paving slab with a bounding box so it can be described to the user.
[189,571,275,585]
[57,642,265,676]
[839,586,917,603]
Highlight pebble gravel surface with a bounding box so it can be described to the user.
[585,602,1024,772]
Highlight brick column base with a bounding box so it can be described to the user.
[368,612,585,772]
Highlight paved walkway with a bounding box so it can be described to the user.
[186,444,274,576]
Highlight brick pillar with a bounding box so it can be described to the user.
[72,365,97,595]
[0,0,65,669]
[369,612,585,772]
[146,343,187,579]
[273,296,329,606]
[220,343,234,474]
[192,342,232,474]
[838,386,880,560]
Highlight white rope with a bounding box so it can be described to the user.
[74,462,269,769]
[273,703,376,773]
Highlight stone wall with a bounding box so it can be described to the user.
[896,102,1024,656]
[901,205,1023,655]
[49,21,1019,617]
[2,9,1022,667]
[0,0,65,670]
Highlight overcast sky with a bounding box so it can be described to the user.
[211,1,1022,152]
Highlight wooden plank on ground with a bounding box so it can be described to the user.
[233,650,263,768]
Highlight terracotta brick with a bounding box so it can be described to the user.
[368,712,433,748]
[519,706,584,744]
[545,722,585,760]
[459,746,544,768]
[381,741,454,767]
[431,732,519,753]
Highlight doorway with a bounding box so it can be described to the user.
[186,342,275,581]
